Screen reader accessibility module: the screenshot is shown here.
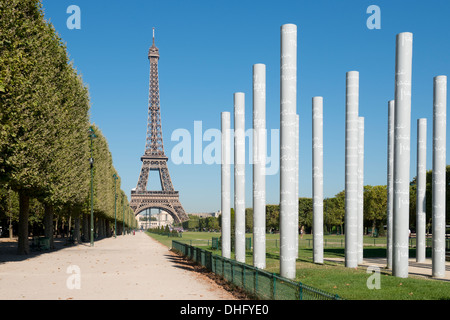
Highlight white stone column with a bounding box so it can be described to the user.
[312,96,324,264]
[234,92,246,263]
[386,100,395,269]
[253,64,266,269]
[432,75,447,278]
[393,32,413,278]
[416,118,427,263]
[345,71,359,268]
[280,23,297,279]
[221,112,231,258]
[357,117,364,264]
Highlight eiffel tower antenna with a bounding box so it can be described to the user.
[152,27,155,45]
[131,30,188,223]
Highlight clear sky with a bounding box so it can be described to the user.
[40,0,450,213]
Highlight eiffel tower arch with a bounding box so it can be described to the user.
[131,29,188,223]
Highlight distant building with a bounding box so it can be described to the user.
[188,210,221,219]
[137,210,174,230]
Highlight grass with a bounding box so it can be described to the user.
[146,231,450,300]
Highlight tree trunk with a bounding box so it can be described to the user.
[102,219,105,237]
[43,204,54,249]
[105,220,110,237]
[82,214,89,242]
[98,218,102,238]
[74,216,81,244]
[61,218,65,238]
[93,216,96,240]
[66,207,72,239]
[8,189,13,239]
[17,190,30,255]
[102,218,106,238]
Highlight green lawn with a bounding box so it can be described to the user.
[146,231,450,300]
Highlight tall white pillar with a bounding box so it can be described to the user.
[416,118,427,263]
[253,64,266,269]
[345,71,359,268]
[221,112,231,258]
[280,23,297,279]
[386,100,395,269]
[432,75,447,278]
[393,32,413,278]
[357,117,364,264]
[312,96,324,264]
[234,92,246,263]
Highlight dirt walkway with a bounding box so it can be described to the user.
[0,232,236,300]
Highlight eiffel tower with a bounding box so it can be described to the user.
[130,29,188,223]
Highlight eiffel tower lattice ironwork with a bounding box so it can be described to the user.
[130,29,188,223]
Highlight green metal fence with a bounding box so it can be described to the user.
[267,237,450,249]
[211,237,251,251]
[171,240,342,300]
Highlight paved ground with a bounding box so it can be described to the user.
[0,232,236,300]
[324,257,450,281]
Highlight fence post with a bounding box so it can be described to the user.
[272,273,277,299]
[298,282,303,300]
[255,269,258,296]
[243,265,246,290]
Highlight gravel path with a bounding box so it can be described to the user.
[0,232,236,300]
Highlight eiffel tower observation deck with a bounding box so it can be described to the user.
[130,29,188,223]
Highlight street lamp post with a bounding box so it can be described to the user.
[122,200,125,236]
[127,204,130,235]
[113,173,118,238]
[88,126,97,247]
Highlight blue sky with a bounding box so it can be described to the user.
[40,0,450,213]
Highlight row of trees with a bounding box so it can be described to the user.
[0,0,136,254]
[182,214,220,231]
[147,225,181,237]
[182,166,448,236]
[263,166,448,236]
